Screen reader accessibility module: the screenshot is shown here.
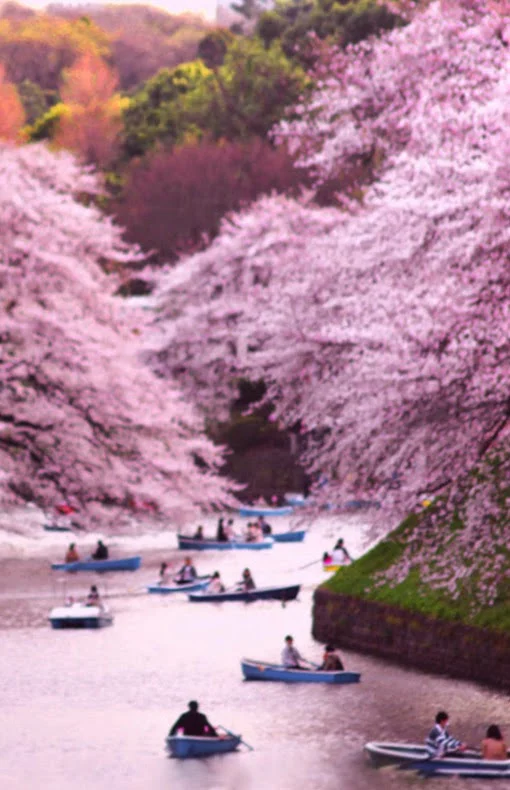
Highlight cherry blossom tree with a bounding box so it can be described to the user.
[152,0,509,588]
[0,142,235,529]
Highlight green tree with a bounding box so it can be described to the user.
[17,79,54,124]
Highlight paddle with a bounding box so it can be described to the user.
[216,724,254,751]
[297,558,323,570]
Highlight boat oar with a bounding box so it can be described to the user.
[297,558,322,570]
[217,724,254,752]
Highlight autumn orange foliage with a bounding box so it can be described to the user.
[55,53,122,167]
[0,64,25,141]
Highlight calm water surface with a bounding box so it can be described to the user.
[0,514,508,790]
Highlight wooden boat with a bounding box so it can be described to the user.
[364,742,510,778]
[166,732,242,758]
[272,529,306,543]
[43,523,72,532]
[238,505,294,517]
[177,535,273,551]
[49,602,113,629]
[188,583,300,603]
[147,576,211,594]
[241,659,361,683]
[51,556,141,572]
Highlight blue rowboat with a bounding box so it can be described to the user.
[189,583,300,603]
[51,556,141,572]
[147,577,211,594]
[49,602,114,629]
[241,659,361,683]
[166,733,241,758]
[238,505,294,517]
[364,742,509,778]
[272,529,306,543]
[177,535,273,551]
[44,523,72,532]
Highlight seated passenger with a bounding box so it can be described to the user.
[281,634,309,669]
[236,568,256,591]
[482,725,508,760]
[246,522,261,542]
[169,700,217,737]
[208,571,225,594]
[193,525,204,540]
[425,711,467,758]
[65,543,79,563]
[320,644,344,671]
[176,557,197,584]
[92,540,108,560]
[158,562,170,585]
[216,518,228,542]
[85,585,101,606]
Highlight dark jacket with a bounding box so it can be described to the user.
[169,710,217,737]
[92,543,108,560]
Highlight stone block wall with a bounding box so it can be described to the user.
[313,588,510,691]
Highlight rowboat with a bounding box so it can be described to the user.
[364,742,510,778]
[43,523,72,532]
[166,733,242,758]
[238,505,294,517]
[272,529,306,543]
[188,583,300,603]
[51,556,141,572]
[241,659,361,683]
[177,535,273,551]
[49,602,113,629]
[147,576,211,594]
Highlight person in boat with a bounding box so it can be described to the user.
[281,635,309,669]
[257,515,272,536]
[65,542,79,563]
[158,562,170,585]
[85,585,101,606]
[92,540,108,560]
[425,711,467,758]
[319,644,344,671]
[226,518,235,539]
[208,571,225,594]
[481,725,508,760]
[169,700,218,738]
[236,568,256,591]
[193,525,204,540]
[175,557,197,584]
[216,518,228,542]
[332,538,352,564]
[246,521,262,542]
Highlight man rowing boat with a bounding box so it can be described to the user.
[426,711,467,758]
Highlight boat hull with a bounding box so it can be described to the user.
[189,584,300,603]
[272,530,306,543]
[147,577,211,594]
[241,660,360,683]
[51,556,141,572]
[363,742,508,777]
[49,604,113,629]
[166,735,241,758]
[239,506,293,517]
[44,524,72,532]
[177,535,273,551]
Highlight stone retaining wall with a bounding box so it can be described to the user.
[313,588,510,691]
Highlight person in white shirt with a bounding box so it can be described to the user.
[281,635,309,669]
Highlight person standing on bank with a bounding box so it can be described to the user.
[425,711,467,758]
[169,701,218,737]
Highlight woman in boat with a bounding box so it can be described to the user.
[65,543,79,563]
[246,521,261,542]
[236,568,256,591]
[193,525,204,540]
[175,557,197,584]
[158,562,170,585]
[216,518,228,542]
[208,571,225,594]
[92,540,108,560]
[481,725,508,760]
[320,644,344,671]
[85,585,101,606]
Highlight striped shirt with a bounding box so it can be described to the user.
[425,723,462,758]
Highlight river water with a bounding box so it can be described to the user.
[1,511,508,790]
